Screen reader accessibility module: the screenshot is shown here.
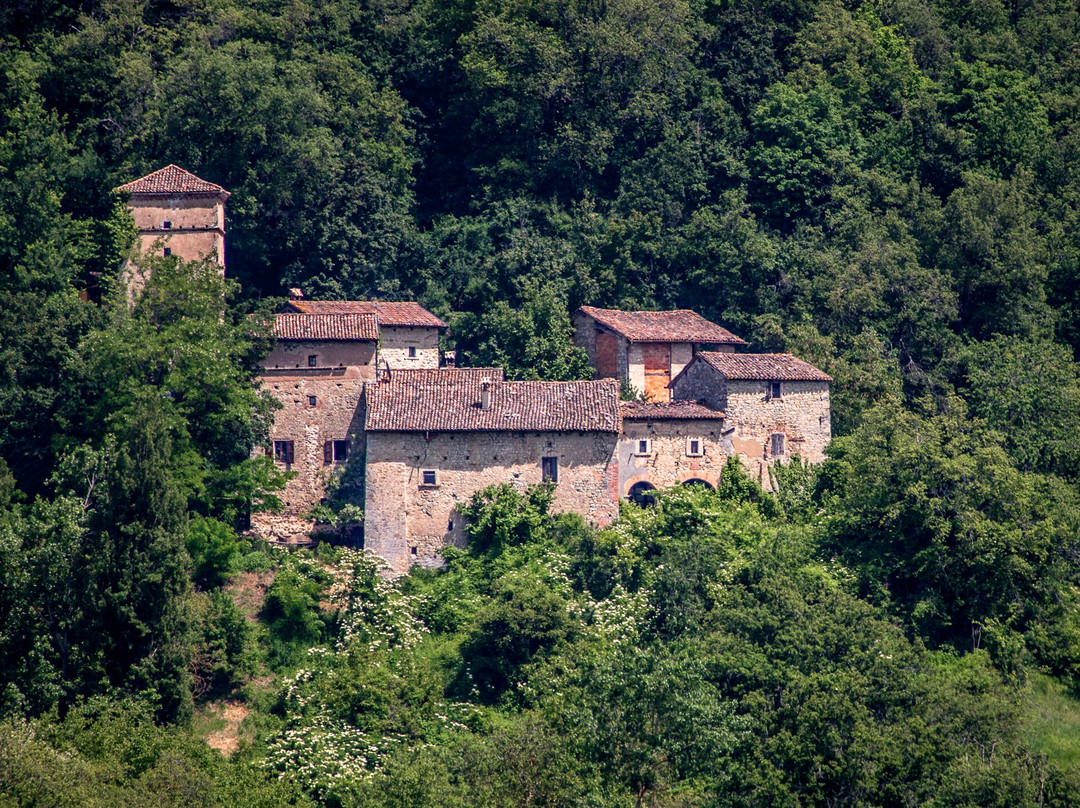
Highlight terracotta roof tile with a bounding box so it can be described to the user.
[115,165,229,196]
[385,368,505,383]
[620,401,725,420]
[696,352,832,381]
[284,300,447,328]
[273,313,379,341]
[579,306,746,344]
[367,376,620,432]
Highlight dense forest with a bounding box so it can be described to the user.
[3,0,1080,804]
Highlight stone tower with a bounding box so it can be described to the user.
[115,165,230,289]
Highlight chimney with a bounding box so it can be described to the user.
[480,378,492,411]
[288,287,304,300]
[443,350,456,368]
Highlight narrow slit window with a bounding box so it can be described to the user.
[541,456,558,483]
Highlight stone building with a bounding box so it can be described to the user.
[256,300,447,541]
[670,352,832,484]
[618,401,730,505]
[115,165,229,295]
[573,306,746,401]
[364,371,621,573]
[281,299,447,369]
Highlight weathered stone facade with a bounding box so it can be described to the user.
[573,307,745,401]
[618,403,730,497]
[264,339,377,371]
[365,430,620,573]
[252,369,368,542]
[379,325,440,369]
[116,166,229,297]
[670,353,832,485]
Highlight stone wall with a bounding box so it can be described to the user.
[670,364,831,485]
[573,312,629,385]
[380,326,440,369]
[264,339,377,371]
[129,194,226,266]
[364,430,620,573]
[618,418,731,495]
[251,369,367,542]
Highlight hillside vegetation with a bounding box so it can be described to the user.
[3,0,1080,805]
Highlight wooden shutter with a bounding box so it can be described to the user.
[324,441,333,464]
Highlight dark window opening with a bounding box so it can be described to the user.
[688,439,702,456]
[162,220,172,229]
[629,481,658,507]
[308,395,317,407]
[273,440,295,464]
[163,247,171,257]
[542,456,558,483]
[682,478,713,489]
[771,433,786,457]
[324,440,349,463]
[769,381,782,399]
[421,469,437,486]
[407,346,417,358]
[308,354,318,367]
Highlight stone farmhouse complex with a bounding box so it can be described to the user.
[119,166,833,573]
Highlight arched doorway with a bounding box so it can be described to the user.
[628,481,658,507]
[681,478,713,490]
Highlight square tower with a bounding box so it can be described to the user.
[116,165,230,290]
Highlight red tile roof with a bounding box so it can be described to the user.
[695,352,832,381]
[273,313,379,341]
[115,165,229,197]
[284,300,447,329]
[366,376,620,432]
[384,367,505,383]
[620,401,725,420]
[578,306,746,344]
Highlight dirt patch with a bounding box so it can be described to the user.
[206,700,250,757]
[227,570,274,622]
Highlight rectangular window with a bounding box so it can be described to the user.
[308,354,318,367]
[324,440,349,463]
[308,395,317,407]
[420,469,438,487]
[771,433,785,457]
[407,346,417,359]
[769,381,782,399]
[686,438,703,457]
[633,439,652,456]
[162,220,172,229]
[163,247,171,257]
[541,456,558,483]
[274,440,294,465]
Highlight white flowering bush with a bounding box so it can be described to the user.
[327,548,427,651]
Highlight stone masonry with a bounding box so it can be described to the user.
[670,352,832,486]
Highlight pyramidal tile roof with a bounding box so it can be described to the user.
[115,165,230,197]
[578,306,746,344]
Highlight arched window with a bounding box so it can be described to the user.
[681,478,713,490]
[628,481,658,507]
